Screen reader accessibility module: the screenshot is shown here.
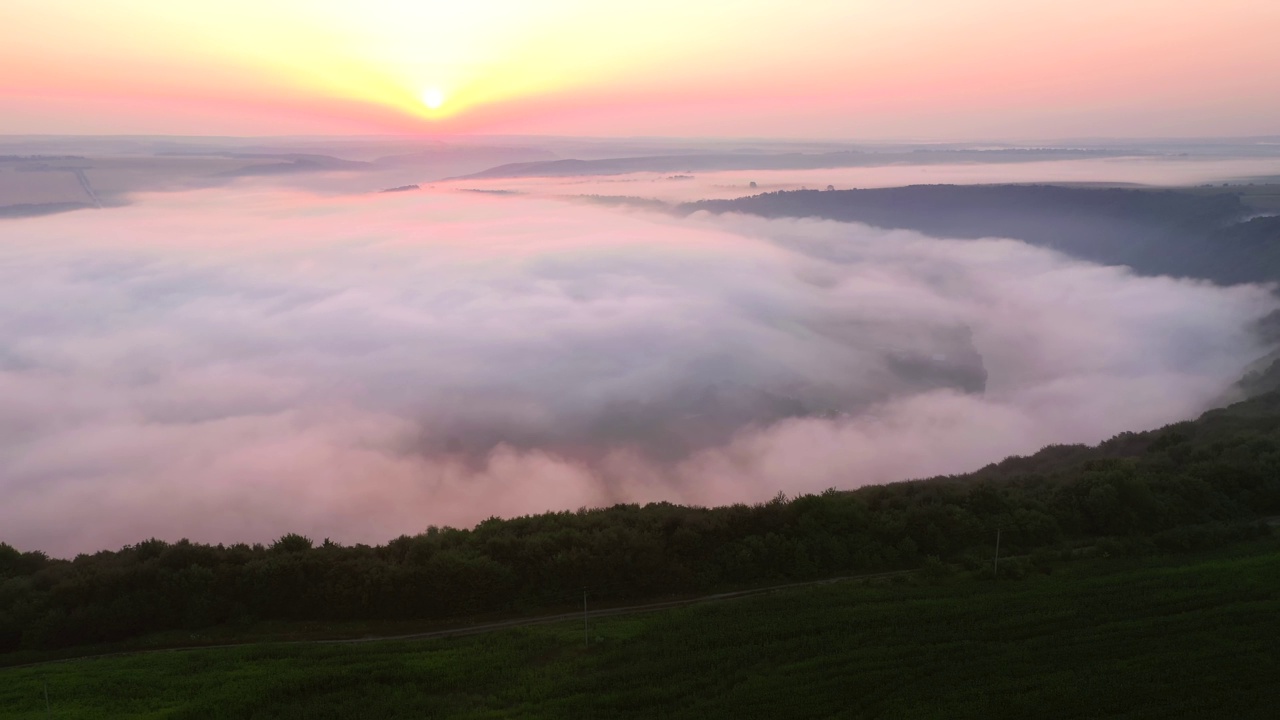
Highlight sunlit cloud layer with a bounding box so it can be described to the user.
[1,187,1273,555]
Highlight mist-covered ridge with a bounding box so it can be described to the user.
[684,185,1280,285]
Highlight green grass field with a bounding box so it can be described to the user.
[2,541,1277,719]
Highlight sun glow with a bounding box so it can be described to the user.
[1,0,1277,136]
[422,88,446,110]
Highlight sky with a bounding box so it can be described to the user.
[1,0,1278,139]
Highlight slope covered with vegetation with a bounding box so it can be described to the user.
[3,390,1278,656]
[2,542,1277,718]
[684,185,1280,285]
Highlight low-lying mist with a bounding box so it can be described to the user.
[1,186,1275,555]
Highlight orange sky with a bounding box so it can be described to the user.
[1,0,1278,139]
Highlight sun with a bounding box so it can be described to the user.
[422,87,446,110]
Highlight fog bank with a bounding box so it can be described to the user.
[1,188,1274,555]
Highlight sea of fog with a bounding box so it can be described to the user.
[2,183,1276,554]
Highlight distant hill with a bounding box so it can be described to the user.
[0,202,92,218]
[458,149,1126,180]
[683,185,1280,285]
[372,146,557,169]
[215,154,371,177]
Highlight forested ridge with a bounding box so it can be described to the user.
[3,391,1279,654]
[683,185,1280,285]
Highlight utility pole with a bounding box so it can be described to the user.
[582,588,589,648]
[993,527,1002,578]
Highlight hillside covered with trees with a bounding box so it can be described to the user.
[3,391,1279,655]
[684,185,1280,285]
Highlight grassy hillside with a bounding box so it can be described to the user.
[2,541,1277,719]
